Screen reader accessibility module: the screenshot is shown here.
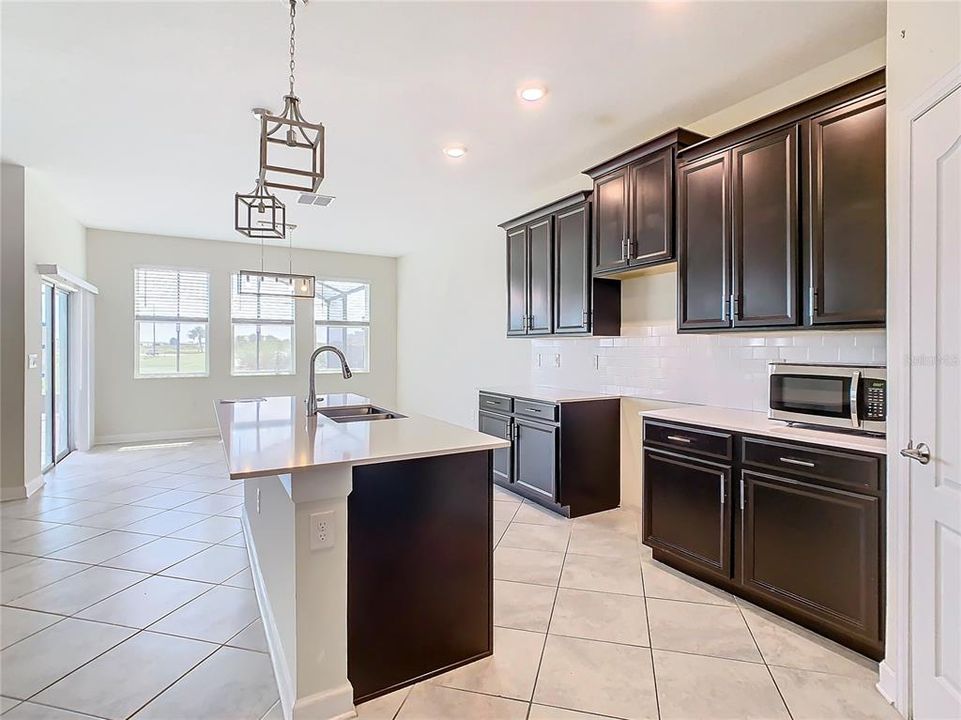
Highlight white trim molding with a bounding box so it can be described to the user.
[94,427,219,446]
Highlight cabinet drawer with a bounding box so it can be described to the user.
[514,399,559,423]
[644,420,732,461]
[479,393,512,414]
[741,437,881,493]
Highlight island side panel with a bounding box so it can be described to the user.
[348,450,493,703]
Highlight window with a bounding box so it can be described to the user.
[231,274,296,375]
[135,268,210,377]
[314,280,370,373]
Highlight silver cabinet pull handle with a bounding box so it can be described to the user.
[740,478,746,511]
[780,456,815,468]
[486,400,497,405]
[667,435,693,443]
[719,476,726,505]
[528,408,542,413]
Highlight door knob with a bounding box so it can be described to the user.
[900,441,931,465]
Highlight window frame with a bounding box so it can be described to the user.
[229,273,297,377]
[313,278,371,375]
[133,266,211,380]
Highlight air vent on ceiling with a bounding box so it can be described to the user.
[298,193,335,207]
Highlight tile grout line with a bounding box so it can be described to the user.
[736,600,795,720]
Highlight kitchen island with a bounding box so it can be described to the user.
[215,393,508,720]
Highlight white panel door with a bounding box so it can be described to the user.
[908,82,961,720]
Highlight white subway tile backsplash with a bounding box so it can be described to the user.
[530,324,885,412]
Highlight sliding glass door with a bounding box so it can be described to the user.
[40,284,70,472]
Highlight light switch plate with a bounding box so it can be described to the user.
[309,510,336,551]
[27,354,38,369]
[553,353,561,368]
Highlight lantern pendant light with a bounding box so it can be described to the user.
[234,174,286,239]
[238,223,316,300]
[260,0,325,193]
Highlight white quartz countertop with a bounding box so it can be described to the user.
[215,393,509,479]
[639,405,886,455]
[480,386,618,404]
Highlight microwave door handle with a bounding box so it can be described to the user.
[850,370,861,428]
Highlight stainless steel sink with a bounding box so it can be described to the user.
[317,404,406,423]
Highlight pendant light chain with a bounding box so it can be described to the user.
[288,0,297,97]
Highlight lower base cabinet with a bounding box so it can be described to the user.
[478,392,620,517]
[642,418,884,659]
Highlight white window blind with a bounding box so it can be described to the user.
[314,281,370,373]
[231,274,295,375]
[134,268,210,377]
[135,268,209,322]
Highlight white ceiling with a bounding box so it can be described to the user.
[2,1,885,257]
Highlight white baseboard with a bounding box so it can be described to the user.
[243,510,297,720]
[876,660,900,710]
[24,475,45,498]
[95,427,219,446]
[292,684,356,720]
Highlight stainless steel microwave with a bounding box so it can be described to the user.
[768,363,886,434]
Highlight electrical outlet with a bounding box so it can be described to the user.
[553,353,561,368]
[309,511,336,551]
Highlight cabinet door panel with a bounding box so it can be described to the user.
[506,227,528,336]
[528,217,553,335]
[643,448,731,579]
[554,203,591,334]
[678,151,732,330]
[732,127,799,327]
[806,92,886,325]
[514,419,557,500]
[630,148,674,265]
[478,411,512,485]
[593,170,628,273]
[741,470,880,641]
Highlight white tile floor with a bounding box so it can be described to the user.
[0,440,901,720]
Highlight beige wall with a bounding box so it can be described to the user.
[396,38,887,432]
[1,164,27,499]
[86,230,397,443]
[23,169,87,486]
[1,165,86,498]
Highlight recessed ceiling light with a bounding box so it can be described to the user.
[443,145,467,159]
[518,85,548,102]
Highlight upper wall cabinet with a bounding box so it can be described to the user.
[583,128,708,277]
[500,192,620,339]
[677,69,886,333]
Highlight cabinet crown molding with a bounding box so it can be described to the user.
[679,68,886,163]
[582,127,707,179]
[498,191,591,230]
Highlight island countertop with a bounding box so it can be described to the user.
[215,393,509,479]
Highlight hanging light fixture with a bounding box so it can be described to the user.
[260,0,325,193]
[238,223,316,299]
[234,172,286,239]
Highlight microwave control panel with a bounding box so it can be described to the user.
[864,379,886,420]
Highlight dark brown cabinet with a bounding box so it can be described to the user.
[506,227,528,336]
[642,417,885,659]
[677,151,731,330]
[740,469,881,646]
[805,91,886,325]
[677,69,886,333]
[478,392,619,517]
[500,193,620,338]
[643,448,731,582]
[584,128,707,277]
[732,127,799,327]
[478,410,512,485]
[554,203,592,334]
[527,217,553,335]
[514,417,558,501]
